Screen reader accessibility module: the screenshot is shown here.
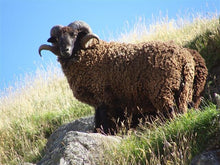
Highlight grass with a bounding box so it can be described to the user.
[0,64,93,164]
[0,13,220,164]
[103,105,220,165]
[119,14,219,46]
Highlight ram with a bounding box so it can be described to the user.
[39,21,208,134]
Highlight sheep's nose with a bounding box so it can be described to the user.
[61,47,69,52]
[60,46,72,57]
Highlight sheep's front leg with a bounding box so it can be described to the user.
[94,105,116,135]
[94,105,108,134]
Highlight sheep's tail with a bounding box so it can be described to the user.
[187,48,208,109]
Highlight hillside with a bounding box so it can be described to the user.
[0,15,220,164]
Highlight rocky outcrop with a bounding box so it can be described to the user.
[33,115,219,165]
[36,116,121,165]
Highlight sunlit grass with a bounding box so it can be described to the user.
[0,64,88,128]
[119,14,219,47]
[0,63,93,164]
[103,106,220,165]
[0,13,219,164]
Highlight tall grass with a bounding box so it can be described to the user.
[103,106,220,165]
[0,13,219,164]
[0,63,93,164]
[119,14,219,47]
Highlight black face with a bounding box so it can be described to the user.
[58,31,77,57]
[48,27,78,58]
[39,22,99,58]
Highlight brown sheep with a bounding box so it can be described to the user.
[39,21,208,134]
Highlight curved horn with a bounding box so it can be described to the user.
[47,25,63,43]
[68,21,92,33]
[50,25,63,37]
[68,21,99,49]
[38,44,60,57]
[81,33,100,49]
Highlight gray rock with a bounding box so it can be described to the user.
[46,116,95,153]
[190,149,220,165]
[37,116,121,165]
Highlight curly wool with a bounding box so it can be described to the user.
[58,41,199,116]
[186,48,208,108]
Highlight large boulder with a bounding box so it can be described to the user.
[36,116,121,165]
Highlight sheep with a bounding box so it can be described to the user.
[39,21,208,134]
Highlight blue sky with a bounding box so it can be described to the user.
[0,0,219,91]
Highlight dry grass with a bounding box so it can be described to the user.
[0,63,71,129]
[118,14,219,47]
[0,63,93,164]
[0,13,219,164]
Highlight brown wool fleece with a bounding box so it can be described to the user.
[58,41,207,116]
[186,48,208,108]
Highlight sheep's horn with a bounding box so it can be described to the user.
[81,33,100,49]
[68,21,92,33]
[38,44,60,56]
[50,25,63,38]
[68,21,99,48]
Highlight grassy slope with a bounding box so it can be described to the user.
[103,16,220,165]
[103,106,220,165]
[0,65,93,164]
[0,15,220,164]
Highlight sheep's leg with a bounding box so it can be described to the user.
[94,105,118,135]
[152,83,191,117]
[186,49,208,109]
[153,63,194,115]
[178,63,195,113]
[106,107,127,134]
[94,105,109,134]
[151,86,176,118]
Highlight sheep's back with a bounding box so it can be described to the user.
[94,42,194,105]
[61,41,195,112]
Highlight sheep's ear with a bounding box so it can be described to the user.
[81,33,99,49]
[47,37,57,43]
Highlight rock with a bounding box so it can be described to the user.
[45,115,95,153]
[37,116,121,165]
[190,149,220,165]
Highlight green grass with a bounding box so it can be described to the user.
[104,105,220,165]
[0,14,220,164]
[185,24,220,70]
